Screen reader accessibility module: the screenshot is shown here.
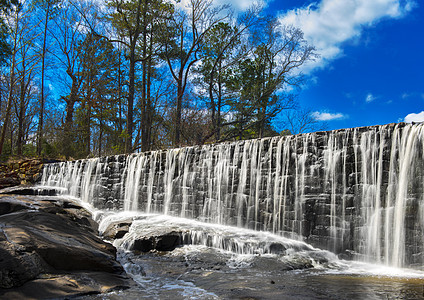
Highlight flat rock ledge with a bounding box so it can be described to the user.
[0,192,133,299]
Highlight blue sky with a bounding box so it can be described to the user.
[50,0,423,132]
[256,0,424,131]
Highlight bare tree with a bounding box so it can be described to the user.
[161,0,229,146]
[283,108,327,135]
[33,0,61,156]
[0,3,39,156]
[15,27,40,155]
[49,0,88,157]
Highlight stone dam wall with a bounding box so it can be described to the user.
[41,122,424,268]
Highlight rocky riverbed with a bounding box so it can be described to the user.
[0,188,133,299]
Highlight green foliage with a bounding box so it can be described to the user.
[0,0,20,65]
[0,141,11,161]
[222,20,314,140]
[0,20,11,65]
[0,0,318,159]
[22,143,37,157]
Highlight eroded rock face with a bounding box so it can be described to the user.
[0,194,131,298]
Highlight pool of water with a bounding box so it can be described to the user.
[82,245,424,299]
[80,211,424,300]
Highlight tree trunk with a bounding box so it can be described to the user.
[0,11,18,157]
[84,103,91,156]
[37,2,50,156]
[146,40,153,151]
[16,74,26,156]
[0,74,15,157]
[140,0,148,152]
[98,102,103,157]
[217,62,223,141]
[62,73,78,158]
[126,45,136,153]
[84,73,93,157]
[117,48,124,147]
[175,74,183,146]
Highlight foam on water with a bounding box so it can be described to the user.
[117,250,219,299]
[325,260,424,279]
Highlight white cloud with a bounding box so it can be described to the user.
[279,0,416,73]
[216,0,263,11]
[175,0,261,12]
[401,92,411,99]
[312,111,346,121]
[365,93,376,103]
[401,92,424,100]
[404,111,424,123]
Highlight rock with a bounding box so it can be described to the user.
[0,186,60,196]
[132,230,184,252]
[268,243,287,254]
[0,177,20,190]
[0,194,132,297]
[0,272,129,299]
[0,211,121,274]
[102,219,133,240]
[0,230,47,288]
[0,197,32,216]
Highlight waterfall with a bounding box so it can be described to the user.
[40,123,424,268]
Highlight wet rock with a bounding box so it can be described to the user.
[0,186,60,196]
[338,249,356,260]
[0,194,132,297]
[102,219,133,240]
[283,257,314,270]
[268,242,287,254]
[132,230,183,252]
[0,177,20,190]
[0,198,32,215]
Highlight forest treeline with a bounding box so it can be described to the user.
[0,0,325,160]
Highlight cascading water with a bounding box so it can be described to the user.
[40,122,424,269]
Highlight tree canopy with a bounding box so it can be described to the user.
[0,0,324,161]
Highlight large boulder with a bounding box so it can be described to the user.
[0,195,132,298]
[0,211,121,274]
